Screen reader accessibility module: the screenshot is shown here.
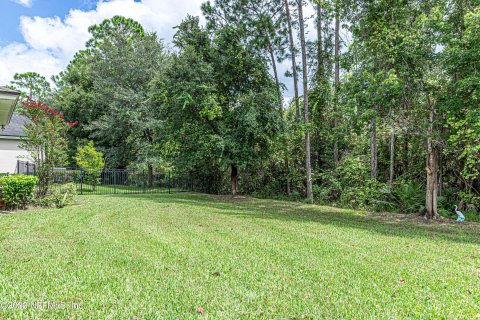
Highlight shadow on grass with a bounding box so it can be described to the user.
[102,192,480,246]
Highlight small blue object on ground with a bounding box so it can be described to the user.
[454,205,465,222]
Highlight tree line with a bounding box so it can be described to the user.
[9,0,480,219]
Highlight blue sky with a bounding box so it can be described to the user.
[0,1,92,44]
[0,0,203,85]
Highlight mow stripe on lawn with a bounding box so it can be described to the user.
[0,193,479,319]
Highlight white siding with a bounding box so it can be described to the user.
[0,138,30,173]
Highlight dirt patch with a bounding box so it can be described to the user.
[0,202,84,215]
[207,195,256,202]
[369,210,478,227]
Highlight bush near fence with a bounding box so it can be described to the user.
[0,174,39,210]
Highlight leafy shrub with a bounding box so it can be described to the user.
[312,184,336,204]
[0,174,38,209]
[458,191,480,211]
[436,188,480,221]
[75,141,105,169]
[75,141,105,191]
[34,183,77,208]
[393,182,423,214]
[314,156,428,213]
[339,180,395,211]
[334,156,371,189]
[464,210,480,223]
[437,195,450,218]
[82,170,102,190]
[289,191,302,200]
[317,156,369,198]
[314,156,397,211]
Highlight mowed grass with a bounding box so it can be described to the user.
[0,194,479,319]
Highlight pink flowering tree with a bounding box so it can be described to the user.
[19,97,78,196]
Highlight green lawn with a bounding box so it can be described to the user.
[0,194,479,319]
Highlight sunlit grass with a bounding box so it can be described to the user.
[0,193,479,318]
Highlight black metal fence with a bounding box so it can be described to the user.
[11,161,194,195]
[53,168,193,195]
[16,160,36,175]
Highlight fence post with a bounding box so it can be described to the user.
[80,168,83,195]
[168,172,171,194]
[114,170,117,194]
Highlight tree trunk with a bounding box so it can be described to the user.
[297,0,313,202]
[285,158,291,196]
[425,100,439,219]
[315,3,326,169]
[148,164,153,188]
[316,3,323,82]
[402,135,408,175]
[438,150,443,197]
[284,0,300,121]
[426,140,439,219]
[333,4,340,166]
[231,164,238,196]
[370,117,377,180]
[438,113,447,197]
[267,40,283,114]
[389,109,395,191]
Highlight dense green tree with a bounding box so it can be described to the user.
[55,16,165,176]
[442,4,480,210]
[156,17,280,195]
[202,0,288,114]
[9,72,52,103]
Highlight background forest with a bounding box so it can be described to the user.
[8,0,480,220]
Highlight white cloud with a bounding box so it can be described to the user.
[0,43,63,82]
[0,0,203,85]
[11,0,33,8]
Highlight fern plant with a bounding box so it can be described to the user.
[394,182,423,214]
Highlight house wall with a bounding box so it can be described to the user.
[0,138,30,173]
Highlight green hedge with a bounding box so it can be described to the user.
[0,175,39,209]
